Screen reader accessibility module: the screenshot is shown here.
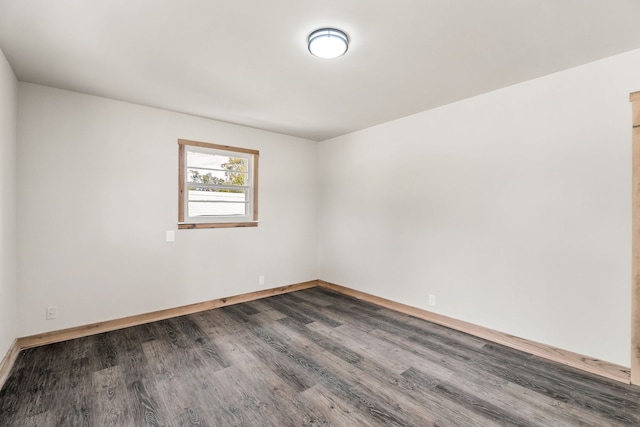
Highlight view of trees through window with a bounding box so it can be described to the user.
[188,157,247,192]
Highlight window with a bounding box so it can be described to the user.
[178,139,259,229]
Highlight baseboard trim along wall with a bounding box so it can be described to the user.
[0,279,630,390]
[317,280,631,384]
[0,339,20,391]
[17,281,317,350]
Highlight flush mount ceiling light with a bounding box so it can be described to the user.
[308,28,349,59]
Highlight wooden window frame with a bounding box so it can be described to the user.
[178,139,259,229]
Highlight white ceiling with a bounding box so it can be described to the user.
[1,1,640,141]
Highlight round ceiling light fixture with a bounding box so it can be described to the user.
[308,28,349,59]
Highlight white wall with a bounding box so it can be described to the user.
[319,48,640,367]
[0,48,18,358]
[12,48,640,368]
[17,83,318,336]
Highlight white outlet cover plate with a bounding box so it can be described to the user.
[46,306,58,320]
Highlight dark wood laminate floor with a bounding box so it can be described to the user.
[1,287,639,426]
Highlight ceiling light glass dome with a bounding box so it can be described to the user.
[308,28,349,59]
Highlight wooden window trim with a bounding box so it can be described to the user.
[178,139,259,229]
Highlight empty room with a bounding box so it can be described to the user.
[2,1,640,425]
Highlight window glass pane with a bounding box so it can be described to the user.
[188,189,248,201]
[187,168,248,186]
[187,189,248,217]
[187,151,249,186]
[187,167,227,184]
[187,151,244,169]
[188,202,247,217]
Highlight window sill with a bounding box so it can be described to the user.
[178,221,258,230]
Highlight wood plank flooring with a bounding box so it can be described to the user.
[1,287,639,426]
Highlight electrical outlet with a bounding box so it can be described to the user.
[258,275,265,285]
[46,306,58,320]
[428,295,436,307]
